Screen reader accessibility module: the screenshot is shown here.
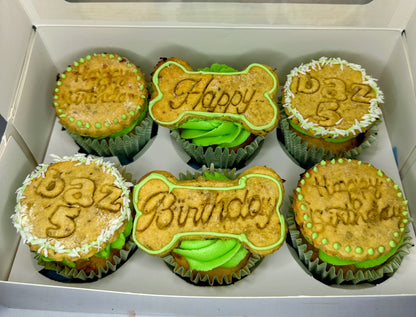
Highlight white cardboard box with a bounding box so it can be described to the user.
[1,1,416,315]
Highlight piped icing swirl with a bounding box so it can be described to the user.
[173,239,249,272]
[283,57,383,139]
[179,118,250,147]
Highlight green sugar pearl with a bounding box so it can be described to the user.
[133,69,138,73]
[73,62,79,67]
[397,192,403,198]
[66,67,72,72]
[306,223,312,229]
[313,166,318,172]
[54,88,59,93]
[109,54,115,59]
[54,102,59,107]
[355,247,363,254]
[297,194,304,201]
[95,123,102,129]
[312,232,318,239]
[300,179,306,185]
[389,240,396,248]
[296,187,301,193]
[320,160,327,166]
[114,119,119,124]
[57,81,62,86]
[122,114,127,120]
[333,242,340,250]
[303,214,309,220]
[393,232,399,238]
[330,159,336,164]
[377,170,383,177]
[378,246,385,253]
[86,55,92,60]
[345,246,352,253]
[129,111,135,116]
[85,122,91,129]
[338,158,344,163]
[300,204,307,211]
[140,84,145,90]
[321,238,328,245]
[368,248,374,255]
[69,117,75,122]
[127,63,132,68]
[305,173,310,178]
[79,58,85,63]
[76,121,83,127]
[394,184,400,190]
[118,57,123,61]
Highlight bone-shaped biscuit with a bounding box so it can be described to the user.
[149,58,280,136]
[133,166,286,257]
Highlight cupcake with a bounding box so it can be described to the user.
[280,57,383,169]
[132,165,287,285]
[12,154,135,281]
[288,159,412,285]
[53,53,155,165]
[149,57,280,168]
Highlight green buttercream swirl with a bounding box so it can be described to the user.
[173,239,248,272]
[179,118,250,148]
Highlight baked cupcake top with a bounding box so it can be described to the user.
[283,57,383,139]
[132,166,286,257]
[53,53,148,138]
[12,154,132,262]
[149,57,280,136]
[293,159,409,263]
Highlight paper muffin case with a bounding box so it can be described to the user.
[170,129,265,169]
[277,109,380,170]
[69,115,157,165]
[162,253,262,286]
[286,203,413,286]
[35,240,137,283]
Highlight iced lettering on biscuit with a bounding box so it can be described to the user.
[133,166,285,256]
[149,60,279,135]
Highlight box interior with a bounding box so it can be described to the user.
[0,24,414,306]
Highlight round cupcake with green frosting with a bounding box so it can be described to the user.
[279,57,383,169]
[54,53,156,165]
[12,154,136,281]
[132,165,287,286]
[287,159,412,285]
[150,57,280,168]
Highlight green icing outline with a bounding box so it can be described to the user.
[132,171,285,255]
[54,53,148,137]
[149,61,279,132]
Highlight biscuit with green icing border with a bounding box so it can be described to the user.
[54,53,148,138]
[293,159,409,264]
[132,166,286,257]
[149,57,280,136]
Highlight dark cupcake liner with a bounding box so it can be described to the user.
[277,110,380,170]
[69,115,157,165]
[286,202,413,285]
[171,129,264,169]
[36,240,137,283]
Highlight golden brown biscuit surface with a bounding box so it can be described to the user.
[283,57,383,139]
[133,166,286,257]
[149,57,280,136]
[15,156,130,262]
[54,53,148,138]
[293,159,408,262]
